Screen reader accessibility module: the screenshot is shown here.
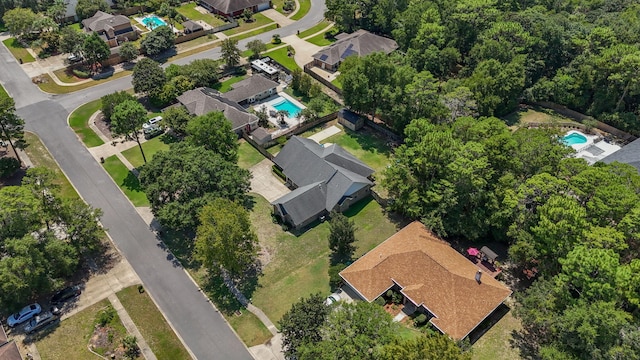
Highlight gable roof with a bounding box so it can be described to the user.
[199,0,266,14]
[223,75,279,103]
[312,30,398,66]
[271,136,374,226]
[340,222,512,340]
[600,137,640,172]
[0,326,21,360]
[177,87,258,132]
[182,20,203,32]
[82,11,131,33]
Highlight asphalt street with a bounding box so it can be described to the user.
[0,0,326,358]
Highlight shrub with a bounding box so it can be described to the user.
[328,263,347,290]
[283,0,295,11]
[0,157,20,178]
[72,68,90,78]
[374,297,386,306]
[96,306,116,327]
[276,136,287,145]
[272,165,286,180]
[414,313,428,326]
[391,291,403,304]
[386,289,394,299]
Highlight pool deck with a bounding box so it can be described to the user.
[133,15,179,33]
[565,130,622,164]
[253,92,306,131]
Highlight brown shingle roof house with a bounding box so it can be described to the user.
[312,29,398,72]
[82,11,137,47]
[340,221,512,340]
[0,325,22,360]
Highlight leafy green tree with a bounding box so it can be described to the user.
[59,198,104,254]
[119,41,138,62]
[60,26,87,57]
[180,59,220,87]
[242,8,253,22]
[0,234,49,310]
[377,334,471,360]
[0,97,26,165]
[195,198,258,278]
[132,58,166,95]
[46,0,67,25]
[82,32,110,70]
[138,142,251,232]
[22,167,60,229]
[246,39,266,59]
[186,111,238,162]
[328,211,356,262]
[466,57,525,116]
[110,100,148,163]
[75,0,109,20]
[162,105,192,136]
[279,293,330,360]
[101,91,137,122]
[221,38,241,68]
[140,25,175,56]
[0,186,41,241]
[3,8,38,38]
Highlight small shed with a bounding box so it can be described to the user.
[251,126,272,146]
[338,108,364,131]
[183,20,203,34]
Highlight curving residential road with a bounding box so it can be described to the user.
[0,1,325,359]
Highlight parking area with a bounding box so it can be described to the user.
[249,159,290,202]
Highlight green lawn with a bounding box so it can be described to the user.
[66,23,81,31]
[121,136,171,169]
[102,155,149,207]
[290,0,312,20]
[320,126,392,174]
[250,194,399,325]
[238,140,265,169]
[232,23,278,42]
[223,13,272,36]
[264,47,300,71]
[331,75,342,89]
[176,34,218,51]
[298,20,332,38]
[176,2,225,27]
[36,300,126,360]
[68,99,105,148]
[306,30,336,46]
[272,0,287,15]
[503,106,581,128]
[0,83,9,100]
[472,309,523,360]
[227,310,273,347]
[24,132,80,200]
[37,71,133,94]
[214,75,247,93]
[117,286,191,360]
[53,68,85,84]
[2,38,35,63]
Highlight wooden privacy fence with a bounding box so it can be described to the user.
[303,62,343,96]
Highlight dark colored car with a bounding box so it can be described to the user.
[50,285,81,305]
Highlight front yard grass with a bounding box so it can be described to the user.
[36,300,123,360]
[53,68,84,84]
[249,194,399,325]
[290,0,311,20]
[2,38,35,63]
[306,31,336,46]
[214,74,247,93]
[0,83,9,100]
[24,132,80,200]
[176,2,226,27]
[102,155,149,207]
[471,309,523,360]
[121,136,171,169]
[298,20,332,38]
[264,47,300,71]
[68,99,105,148]
[231,23,278,41]
[320,126,392,174]
[36,71,132,94]
[227,310,273,347]
[223,13,272,36]
[238,140,265,169]
[117,286,191,360]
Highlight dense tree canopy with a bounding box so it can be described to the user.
[132,58,166,95]
[75,0,108,20]
[186,111,238,163]
[110,100,148,163]
[140,25,175,56]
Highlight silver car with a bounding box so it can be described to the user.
[24,311,57,334]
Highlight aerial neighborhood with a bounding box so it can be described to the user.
[1,0,640,359]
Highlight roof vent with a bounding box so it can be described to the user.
[475,270,482,284]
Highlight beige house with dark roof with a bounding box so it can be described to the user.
[340,221,512,340]
[82,11,137,47]
[312,29,398,72]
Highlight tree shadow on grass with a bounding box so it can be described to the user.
[159,133,179,145]
[201,269,245,315]
[510,328,541,360]
[121,171,144,192]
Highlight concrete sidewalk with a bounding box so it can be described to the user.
[109,294,158,360]
[308,125,342,143]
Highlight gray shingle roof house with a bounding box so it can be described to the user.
[198,0,271,17]
[177,87,258,134]
[182,20,203,34]
[271,136,374,229]
[312,29,398,72]
[224,75,279,105]
[82,11,136,47]
[601,137,640,171]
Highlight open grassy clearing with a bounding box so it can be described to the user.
[250,194,399,325]
[68,99,105,148]
[121,135,172,169]
[290,0,311,20]
[117,286,191,360]
[24,132,80,200]
[306,30,335,46]
[214,75,247,93]
[264,47,300,71]
[176,2,226,27]
[36,71,132,94]
[238,140,265,169]
[298,20,332,38]
[227,309,273,347]
[320,126,392,174]
[503,106,581,128]
[471,309,523,360]
[223,13,272,36]
[101,155,149,207]
[2,38,35,63]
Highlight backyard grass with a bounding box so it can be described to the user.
[290,0,312,20]
[503,106,581,128]
[2,38,35,63]
[238,139,265,169]
[36,300,125,360]
[36,71,132,94]
[24,132,80,200]
[249,194,399,325]
[176,2,226,27]
[232,23,278,42]
[68,99,105,148]
[320,126,392,174]
[66,23,81,31]
[121,136,171,169]
[306,31,336,46]
[117,286,191,360]
[264,47,300,71]
[175,34,217,51]
[298,20,332,38]
[102,155,149,207]
[223,13,272,36]
[331,74,342,89]
[214,75,247,93]
[472,309,523,360]
[227,310,273,347]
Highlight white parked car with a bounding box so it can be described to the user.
[325,292,341,306]
[7,303,42,327]
[142,116,163,129]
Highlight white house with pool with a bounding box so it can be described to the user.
[562,130,621,164]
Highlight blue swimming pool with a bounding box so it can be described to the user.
[563,132,588,146]
[273,97,303,117]
[141,15,167,30]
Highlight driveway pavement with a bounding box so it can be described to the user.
[281,34,322,67]
[262,9,295,27]
[250,159,291,202]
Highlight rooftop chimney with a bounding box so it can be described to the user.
[475,270,482,284]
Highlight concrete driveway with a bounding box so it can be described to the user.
[250,159,290,202]
[282,34,322,67]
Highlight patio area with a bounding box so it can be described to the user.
[252,92,306,132]
[466,247,503,278]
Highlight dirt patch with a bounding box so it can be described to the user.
[89,325,127,359]
[383,303,404,317]
[94,112,114,140]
